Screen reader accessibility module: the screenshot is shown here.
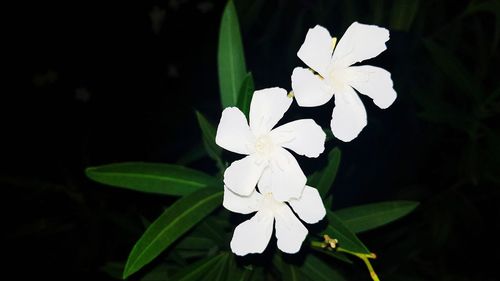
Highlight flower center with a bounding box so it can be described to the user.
[254,135,274,157]
[328,68,349,91]
[261,192,283,213]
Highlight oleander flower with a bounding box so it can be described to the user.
[223,183,326,255]
[291,22,397,142]
[216,87,326,201]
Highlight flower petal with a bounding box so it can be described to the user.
[216,107,255,155]
[330,86,367,142]
[345,65,397,109]
[291,67,334,107]
[230,210,274,256]
[297,25,334,76]
[265,148,307,201]
[274,204,308,254]
[224,155,266,196]
[270,119,326,158]
[288,186,326,224]
[331,22,389,69]
[249,87,292,136]
[223,187,262,215]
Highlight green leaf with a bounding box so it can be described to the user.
[314,147,341,198]
[123,188,223,278]
[86,162,220,196]
[272,254,301,281]
[169,254,225,281]
[195,111,224,169]
[218,0,247,108]
[390,0,420,31]
[236,72,254,118]
[335,201,420,233]
[176,236,215,251]
[101,262,124,279]
[423,40,481,99]
[325,210,370,254]
[226,255,252,281]
[300,255,347,281]
[311,247,352,264]
[201,253,230,280]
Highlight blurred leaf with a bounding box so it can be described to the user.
[176,143,206,166]
[141,263,169,281]
[176,236,215,251]
[169,253,225,281]
[218,0,247,108]
[272,254,301,281]
[86,162,220,196]
[101,262,124,280]
[201,253,230,280]
[300,254,347,281]
[335,201,420,233]
[226,255,252,281]
[464,0,500,51]
[390,0,420,31]
[310,147,341,198]
[123,188,223,278]
[311,247,353,264]
[236,72,254,118]
[325,210,370,254]
[195,111,224,169]
[423,39,481,99]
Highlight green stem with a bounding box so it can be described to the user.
[310,240,380,281]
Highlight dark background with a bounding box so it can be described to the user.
[5,0,499,280]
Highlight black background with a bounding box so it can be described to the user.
[5,0,500,280]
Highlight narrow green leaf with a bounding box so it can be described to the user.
[218,0,247,108]
[123,188,223,278]
[325,210,370,254]
[236,72,254,118]
[300,255,347,281]
[335,201,419,233]
[169,254,225,281]
[195,111,224,169]
[315,147,341,198]
[86,162,220,196]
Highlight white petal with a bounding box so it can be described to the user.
[270,119,326,158]
[274,204,308,254]
[291,67,334,107]
[297,25,334,76]
[257,167,272,194]
[223,187,262,215]
[331,22,389,69]
[230,210,274,256]
[224,155,266,196]
[215,107,255,155]
[288,186,326,224]
[330,86,367,142]
[249,87,292,136]
[265,148,307,201]
[344,65,397,109]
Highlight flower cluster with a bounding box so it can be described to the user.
[216,22,396,255]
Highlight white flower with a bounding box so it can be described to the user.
[216,87,326,201]
[291,22,397,142]
[223,183,326,255]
